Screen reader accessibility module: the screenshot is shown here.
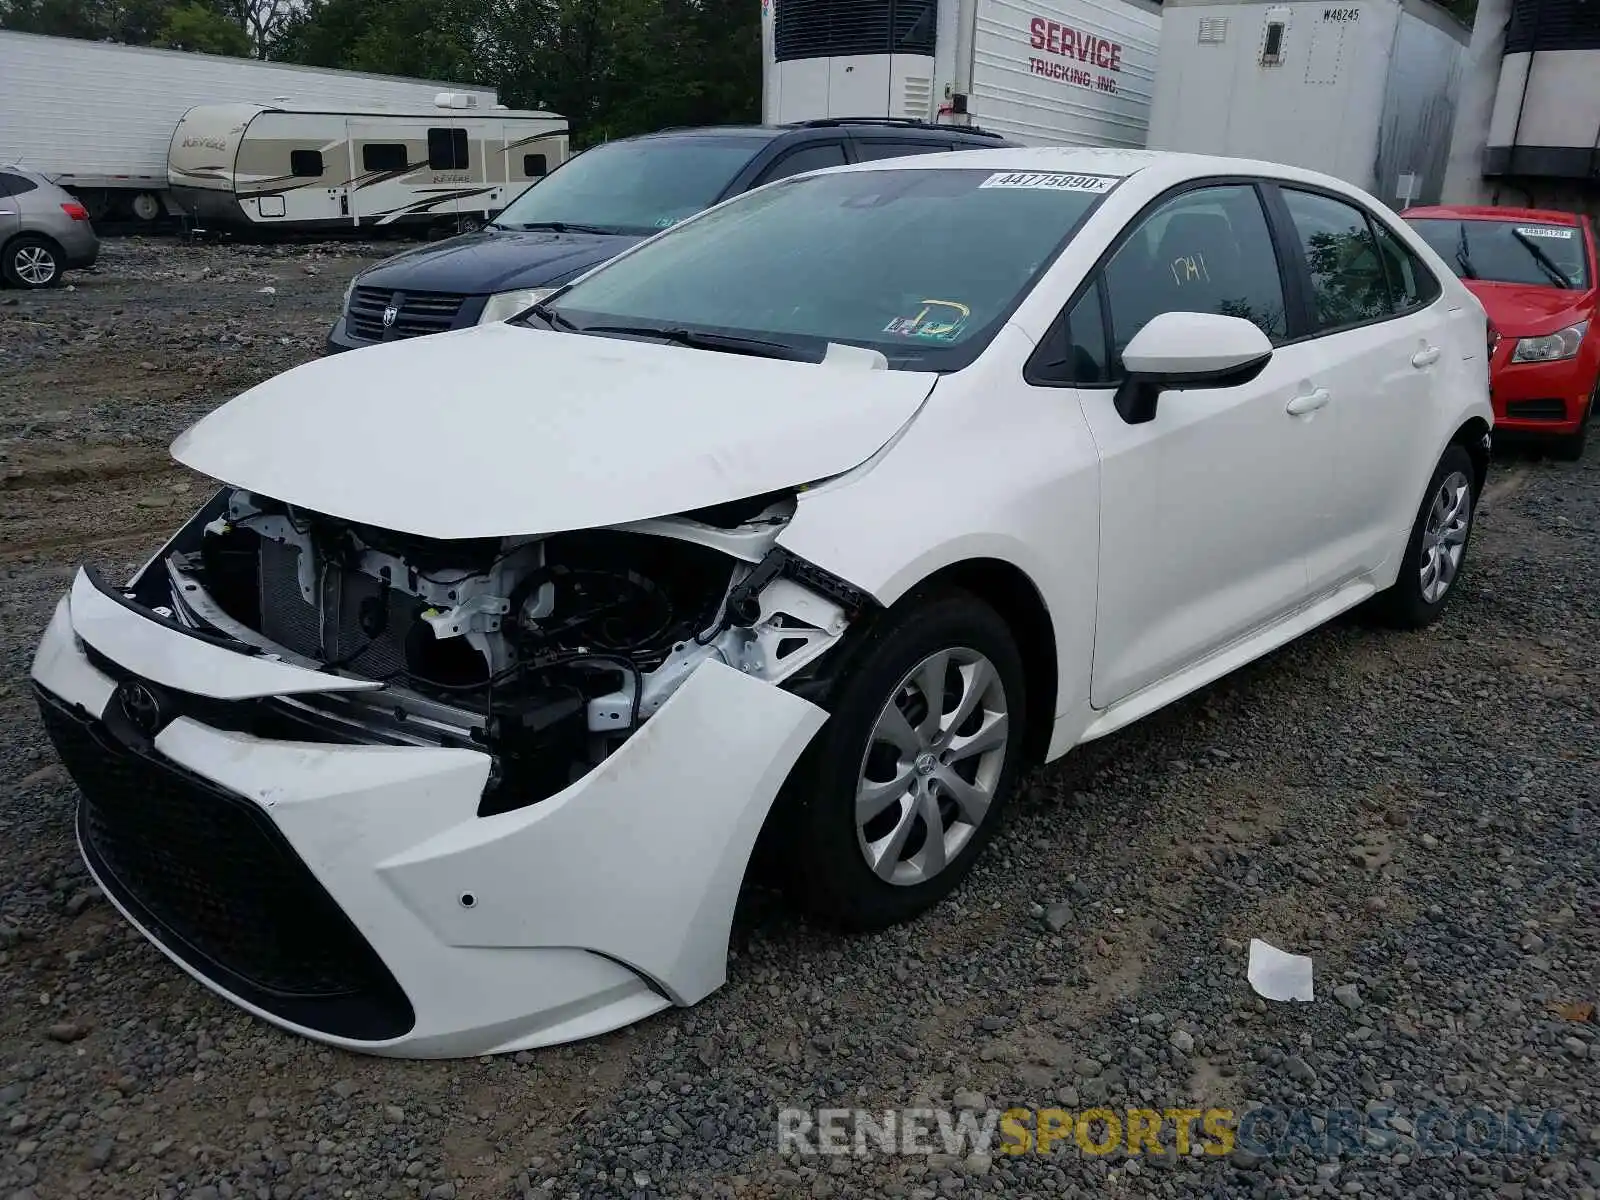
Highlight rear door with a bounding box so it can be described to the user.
[0,172,29,243]
[1271,184,1449,594]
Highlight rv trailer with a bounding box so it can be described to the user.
[0,29,504,223]
[167,101,569,234]
[760,0,1163,148]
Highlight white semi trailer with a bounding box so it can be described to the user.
[0,29,503,224]
[760,0,1163,148]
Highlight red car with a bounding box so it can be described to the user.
[1403,205,1597,460]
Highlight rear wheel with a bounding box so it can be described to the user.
[777,588,1028,931]
[1371,443,1478,629]
[2,235,61,289]
[129,191,163,223]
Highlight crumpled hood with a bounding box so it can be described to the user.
[1467,280,1596,337]
[171,323,935,540]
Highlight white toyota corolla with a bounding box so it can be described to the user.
[32,148,1491,1058]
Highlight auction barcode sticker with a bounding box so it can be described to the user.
[979,171,1119,193]
[1514,225,1573,239]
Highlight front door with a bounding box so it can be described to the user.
[0,172,26,246]
[1068,182,1335,707]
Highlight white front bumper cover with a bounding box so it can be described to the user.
[31,568,827,1058]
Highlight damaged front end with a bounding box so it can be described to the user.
[132,485,866,813]
[32,483,866,1056]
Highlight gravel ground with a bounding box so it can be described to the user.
[1,238,1596,1200]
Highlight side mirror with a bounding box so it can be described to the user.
[1115,312,1274,424]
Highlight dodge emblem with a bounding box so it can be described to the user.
[116,680,163,737]
[381,304,399,328]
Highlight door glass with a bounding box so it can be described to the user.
[1371,219,1441,313]
[1100,184,1288,376]
[854,140,943,161]
[1281,188,1391,330]
[1063,284,1111,384]
[755,142,848,185]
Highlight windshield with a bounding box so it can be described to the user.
[491,135,769,236]
[536,167,1119,370]
[1407,217,1590,290]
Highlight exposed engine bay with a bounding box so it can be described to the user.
[139,488,868,815]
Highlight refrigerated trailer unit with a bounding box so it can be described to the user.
[167,102,568,234]
[760,0,1163,148]
[1147,0,1470,208]
[0,29,507,223]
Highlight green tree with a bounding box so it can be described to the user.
[155,0,251,54]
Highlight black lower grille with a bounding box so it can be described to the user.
[346,286,465,342]
[37,687,414,1042]
[1505,398,1569,421]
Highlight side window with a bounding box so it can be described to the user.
[853,140,940,161]
[1100,184,1288,374]
[1281,188,1391,331]
[1064,284,1111,384]
[427,127,469,171]
[0,172,38,196]
[523,153,548,177]
[755,141,848,185]
[290,149,323,178]
[362,143,408,172]
[1370,218,1441,314]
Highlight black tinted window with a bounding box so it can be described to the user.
[290,149,323,178]
[1371,219,1440,313]
[1066,284,1111,384]
[757,142,848,185]
[1101,184,1287,374]
[428,127,469,171]
[362,143,408,172]
[854,140,944,161]
[523,153,548,177]
[1282,188,1391,330]
[0,172,38,196]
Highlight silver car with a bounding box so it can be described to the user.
[0,166,100,289]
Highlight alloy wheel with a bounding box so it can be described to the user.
[1420,469,1471,604]
[13,245,57,286]
[855,647,1010,887]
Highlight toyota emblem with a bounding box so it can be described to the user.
[116,680,163,737]
[381,304,399,328]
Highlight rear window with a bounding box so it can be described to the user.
[1407,217,1590,290]
[543,167,1119,371]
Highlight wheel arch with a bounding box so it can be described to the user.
[1450,415,1491,498]
[897,556,1059,769]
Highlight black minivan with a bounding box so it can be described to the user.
[324,118,1014,353]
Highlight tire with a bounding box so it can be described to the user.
[1371,443,1478,629]
[1551,386,1594,462]
[2,235,62,289]
[455,214,484,235]
[129,191,162,222]
[776,588,1029,931]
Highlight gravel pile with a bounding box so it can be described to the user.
[1,238,1595,1199]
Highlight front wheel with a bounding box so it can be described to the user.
[1371,443,1478,629]
[1551,385,1594,461]
[777,588,1028,931]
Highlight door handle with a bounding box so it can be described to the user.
[1286,388,1331,416]
[1411,345,1441,368]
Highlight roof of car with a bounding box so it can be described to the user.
[632,119,1010,144]
[1402,204,1586,226]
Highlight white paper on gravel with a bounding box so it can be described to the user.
[1247,938,1315,1002]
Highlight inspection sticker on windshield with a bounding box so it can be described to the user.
[979,171,1117,193]
[1514,225,1573,239]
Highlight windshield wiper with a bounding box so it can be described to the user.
[509,220,621,236]
[1455,222,1478,279]
[1511,229,1573,288]
[575,323,816,361]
